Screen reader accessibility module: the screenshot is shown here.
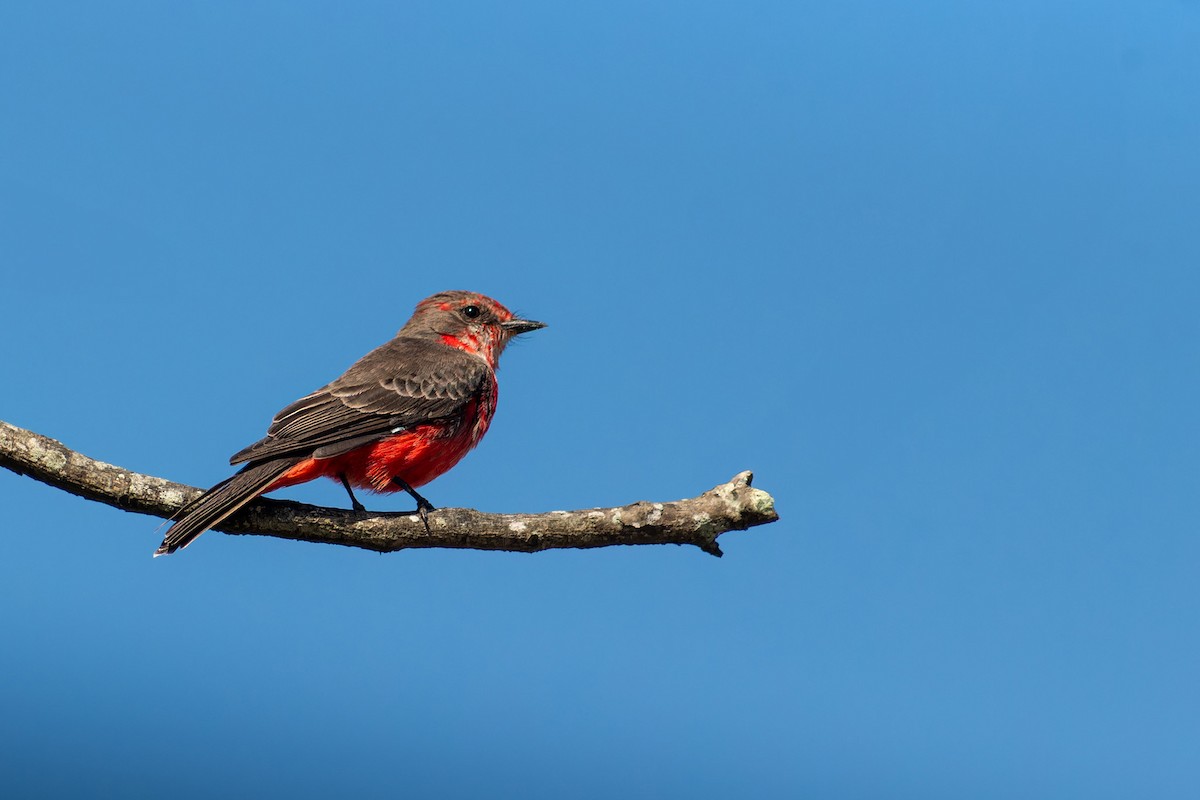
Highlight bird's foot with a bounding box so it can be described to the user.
[340,473,368,513]
[413,499,435,533]
[394,478,436,533]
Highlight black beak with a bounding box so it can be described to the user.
[501,318,547,335]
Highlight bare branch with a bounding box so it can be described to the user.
[0,420,779,556]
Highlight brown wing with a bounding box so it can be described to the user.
[229,336,489,466]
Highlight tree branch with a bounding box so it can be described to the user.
[0,419,779,556]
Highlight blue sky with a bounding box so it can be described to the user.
[1,1,1197,797]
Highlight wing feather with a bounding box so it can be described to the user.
[229,337,487,465]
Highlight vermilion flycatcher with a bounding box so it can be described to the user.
[154,290,545,556]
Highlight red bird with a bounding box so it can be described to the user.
[155,290,545,555]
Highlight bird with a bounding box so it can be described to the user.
[154,290,545,556]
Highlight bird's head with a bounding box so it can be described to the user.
[404,290,545,366]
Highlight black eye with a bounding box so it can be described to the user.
[462,305,481,319]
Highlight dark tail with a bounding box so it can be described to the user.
[154,459,300,556]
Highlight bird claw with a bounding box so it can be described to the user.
[414,503,434,533]
[395,477,436,533]
[340,473,368,513]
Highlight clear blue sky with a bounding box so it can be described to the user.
[1,2,1197,797]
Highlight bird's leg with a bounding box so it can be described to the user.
[393,477,435,532]
[339,473,368,513]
